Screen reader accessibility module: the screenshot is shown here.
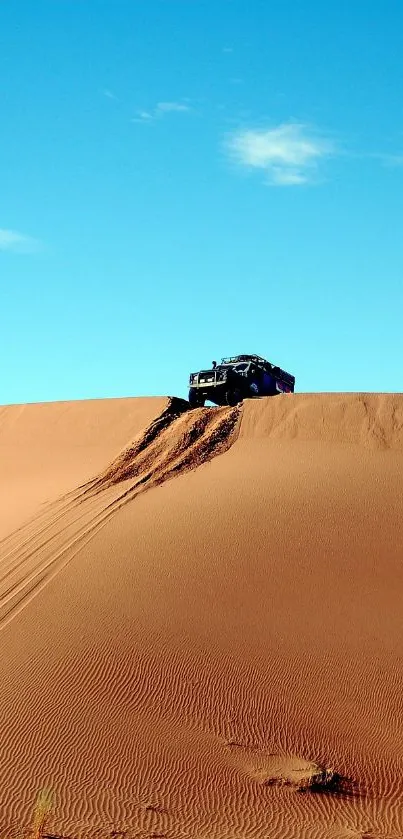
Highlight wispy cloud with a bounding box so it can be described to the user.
[227,122,335,186]
[157,101,190,114]
[103,88,119,101]
[133,110,154,122]
[132,101,191,123]
[0,228,41,253]
[271,169,309,186]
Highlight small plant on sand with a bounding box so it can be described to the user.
[297,765,335,792]
[32,789,53,839]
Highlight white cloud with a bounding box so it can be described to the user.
[132,101,191,123]
[103,89,118,101]
[140,110,153,119]
[131,111,154,124]
[156,101,190,114]
[271,168,308,185]
[0,228,41,253]
[227,122,335,186]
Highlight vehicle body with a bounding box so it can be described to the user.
[188,354,295,407]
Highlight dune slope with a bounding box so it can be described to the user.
[0,397,167,538]
[1,392,403,839]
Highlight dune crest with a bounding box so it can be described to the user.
[240,392,403,449]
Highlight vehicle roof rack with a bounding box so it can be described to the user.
[220,354,295,386]
[221,354,267,365]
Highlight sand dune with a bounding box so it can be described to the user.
[1,392,402,839]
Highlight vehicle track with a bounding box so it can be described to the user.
[0,400,241,630]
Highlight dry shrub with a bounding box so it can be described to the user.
[297,766,335,791]
[32,789,53,839]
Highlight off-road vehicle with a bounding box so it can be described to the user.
[188,354,295,408]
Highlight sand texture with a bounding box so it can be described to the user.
[1,392,402,839]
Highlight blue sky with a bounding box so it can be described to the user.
[1,0,402,404]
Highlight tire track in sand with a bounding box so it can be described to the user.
[0,398,240,630]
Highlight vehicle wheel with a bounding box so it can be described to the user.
[188,388,205,408]
[225,388,242,407]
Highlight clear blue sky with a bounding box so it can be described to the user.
[1,0,402,404]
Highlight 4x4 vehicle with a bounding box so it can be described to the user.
[188,354,295,407]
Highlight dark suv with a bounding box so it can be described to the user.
[188,354,295,407]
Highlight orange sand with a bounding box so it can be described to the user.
[1,392,402,839]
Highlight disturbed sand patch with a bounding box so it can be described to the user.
[0,400,241,629]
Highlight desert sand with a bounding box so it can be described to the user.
[1,392,402,839]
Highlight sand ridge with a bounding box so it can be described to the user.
[239,391,403,449]
[0,392,402,839]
